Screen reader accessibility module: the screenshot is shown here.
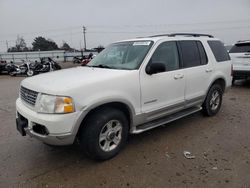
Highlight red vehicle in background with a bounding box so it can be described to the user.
[81,53,95,66]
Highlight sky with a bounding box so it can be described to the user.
[0,0,250,52]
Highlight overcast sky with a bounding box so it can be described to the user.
[0,0,250,52]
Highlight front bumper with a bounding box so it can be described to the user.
[16,98,82,145]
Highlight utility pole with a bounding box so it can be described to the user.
[80,41,83,58]
[83,26,87,51]
[6,41,9,52]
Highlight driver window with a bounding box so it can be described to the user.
[151,41,180,71]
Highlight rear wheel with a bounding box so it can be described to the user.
[202,84,223,116]
[26,70,34,77]
[9,71,16,76]
[54,64,61,70]
[80,107,129,161]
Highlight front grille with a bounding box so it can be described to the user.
[20,86,38,106]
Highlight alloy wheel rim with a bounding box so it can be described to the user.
[210,90,220,111]
[27,70,33,76]
[99,120,122,152]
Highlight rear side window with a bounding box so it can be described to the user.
[197,42,208,65]
[208,41,230,62]
[229,42,250,53]
[179,41,207,68]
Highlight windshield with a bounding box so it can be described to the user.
[88,41,153,70]
[229,42,250,53]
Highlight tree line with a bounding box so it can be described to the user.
[7,36,104,53]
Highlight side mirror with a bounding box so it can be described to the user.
[146,61,166,75]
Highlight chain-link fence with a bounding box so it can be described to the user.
[0,50,96,63]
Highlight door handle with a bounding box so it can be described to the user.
[174,74,184,79]
[206,68,213,73]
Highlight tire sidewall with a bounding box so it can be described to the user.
[204,84,223,116]
[9,71,16,76]
[81,108,129,160]
[26,70,34,77]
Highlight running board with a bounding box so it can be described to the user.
[132,106,202,134]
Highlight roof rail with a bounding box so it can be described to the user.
[237,40,250,43]
[149,34,170,37]
[149,33,214,38]
[169,33,214,38]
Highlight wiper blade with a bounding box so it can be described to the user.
[86,64,112,69]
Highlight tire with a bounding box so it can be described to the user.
[9,71,16,76]
[232,77,235,85]
[26,70,34,77]
[80,107,129,161]
[202,84,223,116]
[54,64,61,70]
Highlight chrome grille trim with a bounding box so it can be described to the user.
[20,86,38,106]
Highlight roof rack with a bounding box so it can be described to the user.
[149,34,170,37]
[237,40,250,43]
[169,33,214,38]
[150,33,214,38]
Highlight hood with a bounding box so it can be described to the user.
[21,67,133,95]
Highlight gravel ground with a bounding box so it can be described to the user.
[0,64,250,188]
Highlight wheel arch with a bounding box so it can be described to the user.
[207,77,226,94]
[76,101,134,138]
[202,77,226,105]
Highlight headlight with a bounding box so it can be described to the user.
[35,94,75,114]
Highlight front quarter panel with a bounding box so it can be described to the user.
[68,70,141,134]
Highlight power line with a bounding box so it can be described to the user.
[0,24,250,43]
[1,18,250,38]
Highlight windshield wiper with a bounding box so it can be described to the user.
[86,64,112,69]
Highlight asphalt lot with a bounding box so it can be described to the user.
[0,64,250,187]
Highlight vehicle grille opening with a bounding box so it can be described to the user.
[32,123,49,135]
[17,112,28,123]
[20,86,38,106]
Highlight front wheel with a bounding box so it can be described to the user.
[26,70,34,77]
[9,71,16,76]
[80,107,129,161]
[202,84,223,116]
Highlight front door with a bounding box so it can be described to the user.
[140,41,185,122]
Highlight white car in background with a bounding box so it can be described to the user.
[229,40,250,84]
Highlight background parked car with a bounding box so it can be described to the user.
[229,40,250,84]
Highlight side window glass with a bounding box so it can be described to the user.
[197,41,208,65]
[151,41,179,71]
[179,41,201,68]
[208,41,231,62]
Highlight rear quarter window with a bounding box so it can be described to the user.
[208,41,230,62]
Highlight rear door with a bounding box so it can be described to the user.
[178,40,213,107]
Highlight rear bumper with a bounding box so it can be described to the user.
[232,70,250,79]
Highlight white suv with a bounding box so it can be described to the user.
[229,40,250,84]
[16,33,232,160]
